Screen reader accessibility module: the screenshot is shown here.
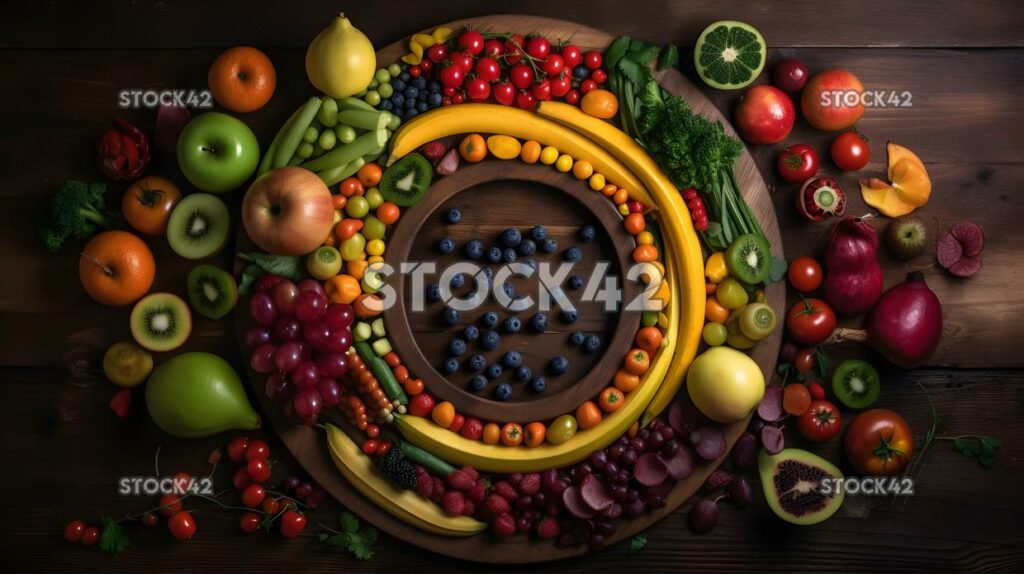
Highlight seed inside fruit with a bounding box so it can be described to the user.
[694,21,766,90]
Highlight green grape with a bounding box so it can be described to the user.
[387,63,402,78]
[702,322,728,346]
[317,98,338,127]
[364,187,384,209]
[295,142,314,159]
[340,233,367,262]
[378,83,394,99]
[367,78,379,90]
[302,126,319,144]
[362,215,386,240]
[385,111,401,131]
[716,277,749,310]
[335,124,357,144]
[375,68,390,84]
[318,129,337,151]
[346,196,370,219]
[364,90,381,107]
[641,311,659,327]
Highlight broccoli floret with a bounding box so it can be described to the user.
[37,180,121,252]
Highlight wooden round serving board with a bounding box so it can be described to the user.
[235,15,785,564]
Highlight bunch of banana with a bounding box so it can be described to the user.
[325,423,486,537]
[401,27,453,65]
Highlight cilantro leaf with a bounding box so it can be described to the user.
[99,516,130,557]
[605,36,631,69]
[627,532,648,555]
[349,525,378,560]
[617,58,648,87]
[657,45,679,70]
[339,512,360,533]
[953,436,1002,468]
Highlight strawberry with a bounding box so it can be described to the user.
[536,517,561,539]
[467,481,487,504]
[415,473,434,499]
[460,418,484,441]
[442,491,466,516]
[420,141,448,163]
[446,469,475,491]
[429,477,446,503]
[460,465,479,481]
[461,499,475,517]
[491,513,516,538]
[483,494,511,518]
[518,472,541,496]
[449,414,465,433]
[492,480,519,502]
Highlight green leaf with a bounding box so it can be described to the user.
[953,437,976,455]
[656,45,679,70]
[980,436,1002,449]
[616,58,648,87]
[99,516,130,557]
[339,512,360,533]
[814,347,832,379]
[627,532,648,555]
[348,525,378,560]
[627,42,660,66]
[604,36,632,69]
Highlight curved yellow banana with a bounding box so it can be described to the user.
[386,103,653,205]
[325,424,486,537]
[393,257,680,473]
[536,102,706,425]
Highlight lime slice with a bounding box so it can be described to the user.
[694,20,766,90]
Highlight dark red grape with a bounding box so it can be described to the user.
[315,352,349,378]
[270,281,299,317]
[292,388,322,421]
[324,329,352,353]
[621,448,638,466]
[689,499,719,533]
[250,343,278,373]
[248,293,277,326]
[625,498,645,517]
[274,341,302,372]
[323,304,354,330]
[294,291,326,323]
[245,326,272,348]
[265,371,293,404]
[297,278,325,295]
[302,322,331,350]
[273,318,300,341]
[589,450,608,469]
[316,378,342,408]
[292,362,319,388]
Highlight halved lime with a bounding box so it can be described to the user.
[694,20,766,90]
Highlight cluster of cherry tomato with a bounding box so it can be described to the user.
[682,187,710,231]
[227,436,311,538]
[409,29,609,109]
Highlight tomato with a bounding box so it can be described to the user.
[141,513,159,527]
[787,256,823,293]
[525,36,550,60]
[546,415,577,445]
[356,163,382,187]
[509,64,534,89]
[457,30,484,55]
[785,298,836,346]
[561,44,582,68]
[167,511,196,541]
[158,494,182,517]
[493,82,515,106]
[613,369,640,393]
[782,383,812,416]
[474,57,500,82]
[777,144,819,183]
[339,177,363,197]
[550,74,571,97]
[465,78,491,101]
[279,510,307,538]
[543,54,565,77]
[501,423,524,446]
[80,526,100,546]
[450,52,474,74]
[239,511,262,533]
[830,131,870,171]
[705,296,731,324]
[524,422,546,447]
[63,519,85,542]
[635,326,663,354]
[458,134,487,163]
[245,439,270,460]
[122,176,181,235]
[794,347,816,373]
[583,50,603,69]
[515,90,536,110]
[531,79,552,101]
[483,39,505,59]
[261,497,281,515]
[246,458,271,483]
[598,387,625,412]
[504,34,526,64]
[438,65,465,88]
[624,348,650,375]
[576,401,603,429]
[844,409,914,475]
[241,484,266,508]
[796,400,842,442]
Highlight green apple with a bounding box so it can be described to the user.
[177,112,259,193]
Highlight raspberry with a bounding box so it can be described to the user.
[446,469,475,491]
[420,141,448,163]
[483,493,511,518]
[460,465,479,481]
[460,418,484,441]
[461,499,475,517]
[442,491,466,516]
[536,517,561,539]
[518,472,541,496]
[430,477,446,503]
[467,482,487,504]
[492,480,519,502]
[491,513,516,538]
[507,472,523,488]
[415,473,434,499]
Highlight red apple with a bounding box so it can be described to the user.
[242,167,333,255]
[801,69,865,131]
[734,85,795,145]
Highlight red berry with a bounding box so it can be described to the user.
[543,54,565,77]
[461,465,479,481]
[261,497,281,515]
[484,493,512,518]
[468,481,487,503]
[426,43,447,63]
[446,469,475,491]
[515,90,536,110]
[519,472,542,496]
[509,64,534,89]
[365,423,381,438]
[227,436,249,462]
[409,65,422,78]
[452,92,465,105]
[525,36,551,60]
[439,65,464,88]
[295,482,313,500]
[516,516,532,532]
[442,96,452,106]
[461,499,476,516]
[459,417,484,440]
[507,472,523,487]
[531,79,552,101]
[492,513,516,538]
[240,512,261,533]
[458,30,484,56]
[430,477,446,503]
[158,494,182,517]
[580,79,598,94]
[109,388,131,418]
[167,511,196,541]
[465,78,491,101]
[561,44,582,68]
[565,89,580,105]
[452,52,474,74]
[550,73,571,97]
[80,526,100,546]
[247,458,271,484]
[475,57,501,82]
[241,484,266,508]
[279,510,307,538]
[442,491,466,516]
[682,187,699,201]
[416,473,434,499]
[584,50,603,69]
[419,59,433,73]
[591,68,608,84]
[493,82,515,106]
[483,39,505,59]
[141,513,159,527]
[62,519,85,542]
[408,393,435,417]
[232,466,253,490]
[442,85,456,96]
[536,516,561,539]
[245,439,270,461]
[492,480,519,502]
[627,200,646,214]
[361,438,379,455]
[375,441,392,456]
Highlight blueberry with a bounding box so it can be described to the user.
[541,238,558,253]
[450,273,466,289]
[523,258,537,270]
[442,306,461,325]
[530,225,547,241]
[380,100,393,111]
[530,312,548,332]
[568,275,584,290]
[437,237,455,253]
[392,93,405,106]
[463,325,480,342]
[413,76,427,90]
[498,248,514,263]
[442,357,460,374]
[486,246,503,263]
[573,65,590,80]
[548,355,570,376]
[393,79,407,92]
[518,239,536,256]
[486,363,503,379]
[503,317,522,334]
[516,365,532,381]
[561,309,580,324]
[404,86,419,100]
[418,89,428,102]
[428,92,443,107]
[398,72,411,83]
[578,225,596,242]
[426,282,442,302]
[481,330,501,350]
[481,311,499,328]
[569,331,586,346]
[428,81,441,92]
[449,338,467,356]
[530,377,547,393]
[503,350,523,368]
[502,282,515,298]
[584,334,602,354]
[469,375,488,392]
[494,383,512,401]
[445,208,462,224]
[467,353,486,372]
[501,228,522,248]
[465,239,483,260]
[480,267,494,280]
[404,98,417,110]
[416,101,428,112]
[564,247,582,262]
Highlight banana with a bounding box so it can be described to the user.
[385,104,653,206]
[535,102,706,425]
[324,423,486,537]
[393,256,680,473]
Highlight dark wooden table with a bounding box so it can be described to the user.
[2,1,1022,571]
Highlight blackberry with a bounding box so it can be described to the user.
[380,449,418,490]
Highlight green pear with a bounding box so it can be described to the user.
[146,352,260,438]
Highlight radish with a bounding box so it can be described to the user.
[690,426,726,460]
[634,453,669,486]
[756,384,784,422]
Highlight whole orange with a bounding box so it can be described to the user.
[79,231,156,306]
[208,46,276,113]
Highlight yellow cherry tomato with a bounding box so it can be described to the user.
[572,160,593,180]
[589,173,606,191]
[103,341,153,388]
[366,239,385,257]
[539,145,559,165]
[555,154,574,173]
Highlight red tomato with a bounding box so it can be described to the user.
[241,484,266,508]
[483,39,505,59]
[509,64,534,89]
[543,54,565,77]
[474,57,500,82]
[831,131,870,171]
[796,400,842,442]
[777,144,819,183]
[844,409,914,475]
[531,79,552,101]
[561,44,582,68]
[465,78,491,101]
[786,298,836,346]
[239,512,262,533]
[451,51,474,74]
[425,43,447,63]
[515,90,536,109]
[167,511,196,541]
[735,85,795,144]
[550,74,571,97]
[438,65,464,88]
[246,458,271,483]
[504,34,525,64]
[493,82,515,106]
[794,347,816,373]
[279,510,307,538]
[787,256,823,292]
[62,519,85,542]
[584,50,603,69]
[580,79,597,94]
[245,439,270,461]
[458,30,484,56]
[525,36,551,60]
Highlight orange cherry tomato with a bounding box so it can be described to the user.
[601,184,618,197]
[392,365,410,383]
[623,212,645,235]
[376,202,400,225]
[612,188,629,204]
[632,244,658,263]
[331,194,347,210]
[383,352,401,368]
[524,422,546,447]
[598,387,625,413]
[122,176,182,236]
[346,260,368,280]
[324,274,361,305]
[459,134,487,162]
[500,423,524,446]
[705,296,731,323]
[339,177,364,197]
[335,219,363,241]
[402,378,424,396]
[634,326,663,354]
[783,384,812,416]
[613,369,640,393]
[624,348,650,375]
[705,282,718,295]
[431,401,456,428]
[520,140,542,164]
[482,423,501,445]
[357,163,383,187]
[575,401,602,430]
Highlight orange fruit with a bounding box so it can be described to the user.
[79,231,155,306]
[208,47,276,113]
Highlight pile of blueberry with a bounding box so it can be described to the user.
[379,65,444,121]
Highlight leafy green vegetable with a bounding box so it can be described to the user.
[37,180,122,252]
[99,515,130,557]
[317,512,378,560]
[237,252,308,281]
[627,532,648,555]
[657,45,679,71]
[953,436,1002,468]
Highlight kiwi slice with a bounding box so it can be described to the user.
[130,293,192,352]
[186,264,238,319]
[380,153,432,206]
[167,193,230,259]
[725,233,771,284]
[831,359,880,409]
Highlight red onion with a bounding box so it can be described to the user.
[824,216,883,316]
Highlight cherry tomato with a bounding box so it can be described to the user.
[452,93,465,105]
[80,526,100,546]
[509,64,534,89]
[246,458,271,483]
[167,511,196,541]
[439,65,464,88]
[504,34,526,63]
[425,43,447,63]
[279,510,307,538]
[361,438,379,455]
[531,79,552,101]
[493,82,515,106]
[245,438,270,461]
[483,39,505,59]
[458,30,484,55]
[515,90,536,110]
[525,35,550,60]
[584,50,603,69]
[543,54,565,77]
[787,256,823,293]
[451,51,474,74]
[63,519,85,542]
[232,466,253,490]
[261,497,281,515]
[122,176,181,235]
[474,57,501,82]
[591,68,608,84]
[240,511,262,533]
[226,436,249,462]
[158,494,182,517]
[807,379,826,400]
[561,45,582,68]
[796,400,842,442]
[409,65,422,78]
[141,513,159,527]
[794,347,816,374]
[844,409,914,475]
[241,484,266,508]
[831,131,870,171]
[785,298,837,346]
[550,74,571,97]
[580,79,598,94]
[777,144,819,183]
[565,89,580,105]
[465,78,491,101]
